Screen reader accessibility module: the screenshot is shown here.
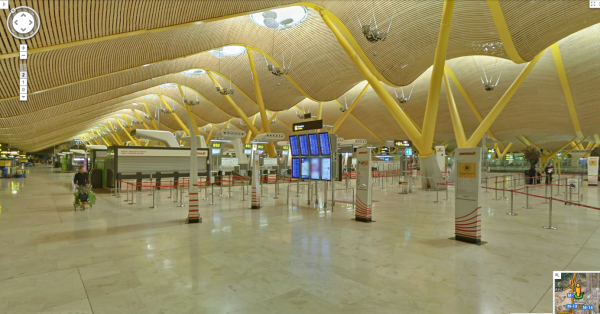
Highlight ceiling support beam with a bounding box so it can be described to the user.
[94,130,111,146]
[115,118,140,146]
[444,65,498,141]
[464,51,543,148]
[333,83,370,132]
[176,84,200,134]
[245,115,258,144]
[206,71,262,141]
[443,71,467,147]
[105,124,123,146]
[130,109,150,129]
[332,100,382,143]
[142,104,158,130]
[550,43,583,138]
[206,125,215,142]
[486,0,526,64]
[321,13,425,155]
[158,95,190,135]
[317,102,323,120]
[420,0,456,157]
[247,48,276,158]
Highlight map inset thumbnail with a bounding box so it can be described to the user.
[555,272,600,313]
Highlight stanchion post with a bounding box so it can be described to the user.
[543,184,557,230]
[507,190,517,216]
[210,182,216,205]
[128,182,135,205]
[177,186,185,207]
[124,181,130,202]
[274,175,279,200]
[501,177,507,199]
[542,183,549,204]
[434,183,441,203]
[492,176,499,200]
[148,187,157,208]
[296,179,300,197]
[168,180,173,199]
[523,185,533,209]
[116,180,121,198]
[484,176,489,193]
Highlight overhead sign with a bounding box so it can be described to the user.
[394,140,412,148]
[293,120,323,132]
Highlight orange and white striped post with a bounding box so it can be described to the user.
[251,150,261,209]
[355,148,373,222]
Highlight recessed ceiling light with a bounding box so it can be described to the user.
[159,83,178,89]
[181,69,206,78]
[249,6,308,30]
[209,45,246,59]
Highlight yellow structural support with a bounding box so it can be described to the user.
[332,100,383,143]
[142,104,158,130]
[464,51,544,148]
[116,118,140,146]
[499,143,513,159]
[158,95,190,135]
[130,109,150,129]
[443,71,467,147]
[444,65,498,141]
[176,84,200,133]
[245,115,258,144]
[105,124,123,146]
[550,44,583,138]
[320,13,424,154]
[206,125,215,142]
[247,48,277,158]
[486,0,526,64]
[317,102,323,120]
[94,130,111,146]
[515,135,528,148]
[206,71,262,138]
[333,83,370,132]
[421,0,456,155]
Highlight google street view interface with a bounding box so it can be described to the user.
[554,272,600,313]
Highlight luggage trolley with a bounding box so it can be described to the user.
[73,186,94,210]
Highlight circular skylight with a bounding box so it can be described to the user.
[144,94,157,99]
[181,69,206,78]
[209,45,247,59]
[249,6,308,30]
[159,83,178,89]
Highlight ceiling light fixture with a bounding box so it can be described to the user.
[249,6,308,31]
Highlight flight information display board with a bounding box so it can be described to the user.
[298,135,309,156]
[321,158,331,181]
[301,157,309,179]
[310,158,320,180]
[289,136,299,156]
[319,132,331,155]
[308,134,319,156]
[291,158,300,178]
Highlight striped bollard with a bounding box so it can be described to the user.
[251,151,261,209]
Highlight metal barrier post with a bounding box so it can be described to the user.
[124,181,130,202]
[484,176,489,193]
[210,183,216,205]
[443,176,451,201]
[173,182,178,203]
[492,177,499,200]
[544,184,557,230]
[296,179,300,197]
[177,186,185,207]
[241,179,246,202]
[307,179,311,205]
[148,187,157,208]
[227,175,233,199]
[116,180,121,198]
[168,180,173,199]
[507,190,517,216]
[523,185,532,209]
[128,183,135,205]
[274,175,279,200]
[542,183,549,204]
[148,176,153,196]
[202,179,209,200]
[434,183,441,203]
[501,178,507,200]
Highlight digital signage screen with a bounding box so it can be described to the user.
[212,148,221,155]
[319,132,330,155]
[301,157,309,179]
[308,134,319,156]
[291,158,300,178]
[321,158,331,181]
[298,135,309,156]
[289,135,299,156]
[310,158,320,180]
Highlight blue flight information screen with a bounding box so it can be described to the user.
[319,132,330,155]
[289,135,299,156]
[298,135,309,156]
[291,158,300,178]
[308,134,319,156]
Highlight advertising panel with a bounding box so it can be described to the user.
[321,157,331,181]
[310,158,320,180]
[300,157,309,179]
[589,156,599,186]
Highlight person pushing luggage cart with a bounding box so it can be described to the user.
[73,166,96,210]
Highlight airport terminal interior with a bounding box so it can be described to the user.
[2,0,600,313]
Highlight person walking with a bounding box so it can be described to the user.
[544,162,554,184]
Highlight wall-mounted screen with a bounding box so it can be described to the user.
[289,135,299,156]
[244,149,252,155]
[321,158,331,181]
[310,158,320,180]
[319,132,331,155]
[211,148,221,155]
[308,134,319,156]
[298,135,309,156]
[301,157,309,179]
[292,158,300,178]
[405,148,413,157]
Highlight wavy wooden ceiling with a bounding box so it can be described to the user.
[0,0,599,151]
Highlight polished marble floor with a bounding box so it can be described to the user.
[1,167,599,313]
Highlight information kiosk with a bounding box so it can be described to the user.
[355,147,373,222]
[453,147,484,245]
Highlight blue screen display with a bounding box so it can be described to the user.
[289,135,299,156]
[299,135,309,156]
[308,134,319,156]
[301,157,309,179]
[292,158,300,178]
[319,132,330,155]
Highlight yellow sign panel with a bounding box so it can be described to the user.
[590,160,598,166]
[458,162,476,178]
